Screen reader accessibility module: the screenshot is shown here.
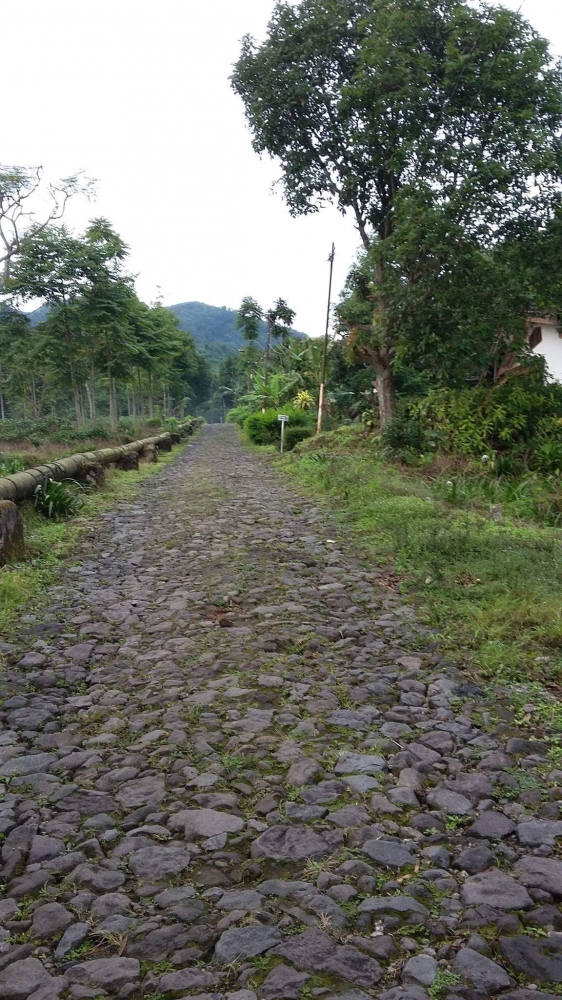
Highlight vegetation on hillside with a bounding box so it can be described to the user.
[168,300,306,366]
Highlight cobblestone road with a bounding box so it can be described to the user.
[0,425,561,1000]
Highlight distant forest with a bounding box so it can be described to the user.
[28,300,306,369]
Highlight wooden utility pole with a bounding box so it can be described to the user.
[317,243,335,435]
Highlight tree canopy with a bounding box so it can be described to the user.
[233,0,562,423]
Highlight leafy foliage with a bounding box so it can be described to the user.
[244,408,312,446]
[234,0,562,423]
[33,479,86,520]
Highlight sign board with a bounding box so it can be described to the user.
[278,414,289,453]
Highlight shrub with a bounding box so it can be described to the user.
[0,455,24,475]
[381,414,426,454]
[145,416,161,428]
[33,479,86,520]
[226,405,254,427]
[283,425,314,451]
[244,408,311,446]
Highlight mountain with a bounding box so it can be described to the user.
[168,301,307,364]
[25,304,49,327]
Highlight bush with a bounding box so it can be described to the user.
[226,405,254,427]
[283,425,314,451]
[381,413,426,454]
[33,479,86,520]
[145,416,161,428]
[409,372,562,460]
[244,408,312,446]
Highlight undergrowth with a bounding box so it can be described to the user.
[282,425,562,687]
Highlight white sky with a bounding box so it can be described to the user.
[3,0,562,337]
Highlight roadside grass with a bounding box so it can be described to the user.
[0,442,189,635]
[281,426,562,687]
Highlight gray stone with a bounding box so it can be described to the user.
[358,896,429,918]
[261,964,310,999]
[500,934,562,983]
[514,856,562,897]
[334,753,386,775]
[0,958,53,999]
[1,753,57,776]
[286,758,321,786]
[67,957,140,991]
[327,806,371,828]
[29,835,65,864]
[426,787,473,814]
[469,811,515,839]
[461,870,532,910]
[54,922,90,961]
[502,992,561,1000]
[216,889,263,911]
[170,808,244,838]
[114,776,165,808]
[342,775,380,794]
[454,948,511,992]
[157,969,218,993]
[72,864,125,891]
[32,902,73,939]
[402,955,438,986]
[454,845,495,875]
[128,845,191,879]
[215,925,282,963]
[361,839,415,868]
[251,824,343,861]
[273,928,383,986]
[517,820,562,847]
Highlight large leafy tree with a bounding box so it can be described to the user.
[233,0,562,423]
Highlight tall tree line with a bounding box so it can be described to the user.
[0,218,211,425]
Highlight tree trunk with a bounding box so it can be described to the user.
[87,361,97,421]
[0,364,4,420]
[148,372,154,417]
[374,361,395,428]
[31,378,38,419]
[262,318,272,412]
[137,370,144,419]
[108,364,118,429]
[69,359,84,427]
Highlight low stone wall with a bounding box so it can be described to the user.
[0,422,200,503]
[0,419,202,565]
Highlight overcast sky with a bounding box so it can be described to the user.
[3,0,562,337]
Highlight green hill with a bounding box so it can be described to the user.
[168,301,306,364]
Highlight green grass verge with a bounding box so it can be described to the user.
[280,425,562,687]
[0,442,190,635]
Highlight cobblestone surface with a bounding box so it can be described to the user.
[0,424,561,1000]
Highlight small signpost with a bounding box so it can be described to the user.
[278,414,289,453]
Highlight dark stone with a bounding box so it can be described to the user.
[454,846,495,875]
[215,925,282,963]
[500,933,562,983]
[251,824,343,861]
[453,948,511,992]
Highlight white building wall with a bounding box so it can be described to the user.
[531,322,562,382]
